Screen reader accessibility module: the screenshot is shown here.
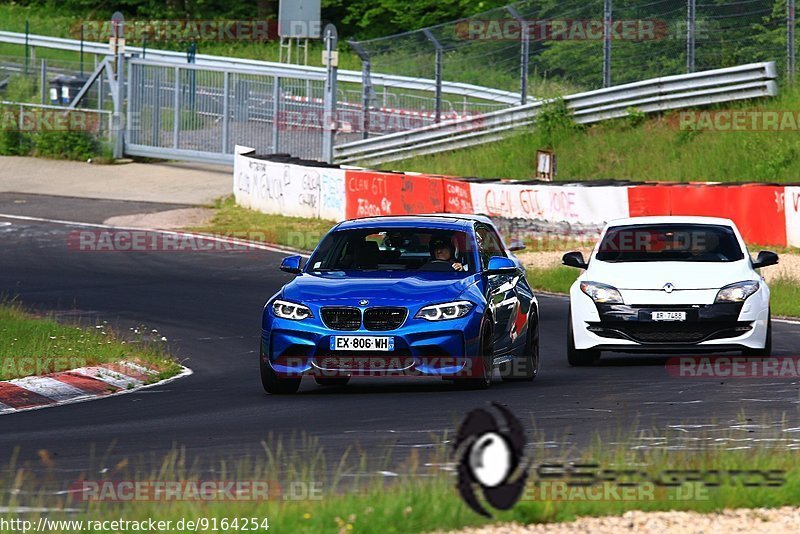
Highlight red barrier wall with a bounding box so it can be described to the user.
[627,184,786,246]
[627,185,671,217]
[443,178,474,213]
[724,185,786,246]
[345,170,445,219]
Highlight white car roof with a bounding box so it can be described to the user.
[605,215,736,227]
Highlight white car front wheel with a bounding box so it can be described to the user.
[743,313,772,357]
[567,307,600,366]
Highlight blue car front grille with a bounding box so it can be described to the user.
[364,307,407,331]
[321,307,361,330]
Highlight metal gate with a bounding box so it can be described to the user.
[125,58,327,164]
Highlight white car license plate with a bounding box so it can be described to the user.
[330,336,394,351]
[651,311,686,322]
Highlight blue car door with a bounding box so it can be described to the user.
[475,223,517,354]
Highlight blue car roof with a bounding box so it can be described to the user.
[335,215,475,231]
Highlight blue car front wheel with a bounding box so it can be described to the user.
[454,319,493,390]
[260,352,301,394]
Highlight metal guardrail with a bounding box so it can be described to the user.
[0,31,522,104]
[334,62,779,166]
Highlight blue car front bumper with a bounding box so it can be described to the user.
[262,304,485,377]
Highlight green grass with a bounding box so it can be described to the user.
[0,302,181,381]
[190,196,336,252]
[770,278,800,318]
[4,428,800,532]
[526,266,580,295]
[386,84,800,183]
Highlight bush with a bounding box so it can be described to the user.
[3,75,38,103]
[32,129,97,160]
[0,107,32,155]
[535,97,583,147]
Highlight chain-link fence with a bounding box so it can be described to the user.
[0,55,115,107]
[350,0,797,129]
[126,60,328,161]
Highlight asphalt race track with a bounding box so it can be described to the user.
[2,195,800,483]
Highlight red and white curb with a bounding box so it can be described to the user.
[0,361,192,415]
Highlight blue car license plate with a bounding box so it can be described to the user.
[330,336,394,351]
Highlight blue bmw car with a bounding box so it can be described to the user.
[260,214,539,393]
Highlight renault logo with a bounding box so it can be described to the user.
[359,299,369,306]
[663,283,675,293]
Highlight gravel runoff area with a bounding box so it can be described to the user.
[440,506,800,534]
[0,156,231,205]
[103,207,215,229]
[517,249,800,284]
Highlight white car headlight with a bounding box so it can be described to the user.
[715,281,760,303]
[415,301,473,321]
[580,281,624,304]
[272,299,313,320]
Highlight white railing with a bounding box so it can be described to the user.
[334,62,779,166]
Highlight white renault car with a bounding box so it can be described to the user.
[562,216,778,366]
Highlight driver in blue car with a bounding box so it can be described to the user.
[429,237,466,271]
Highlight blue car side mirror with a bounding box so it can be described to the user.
[486,256,517,274]
[280,255,303,274]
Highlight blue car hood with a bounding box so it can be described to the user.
[282,272,477,303]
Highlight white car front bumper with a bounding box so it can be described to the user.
[569,283,770,352]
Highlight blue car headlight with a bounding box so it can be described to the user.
[272,299,313,320]
[415,300,473,321]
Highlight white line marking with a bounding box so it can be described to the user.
[71,367,143,389]
[118,361,157,376]
[10,376,89,402]
[0,213,311,258]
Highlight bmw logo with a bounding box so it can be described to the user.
[359,299,369,306]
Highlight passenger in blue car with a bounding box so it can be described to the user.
[429,237,466,271]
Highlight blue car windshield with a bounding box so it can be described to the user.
[307,228,473,273]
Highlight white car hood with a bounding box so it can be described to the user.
[585,259,755,290]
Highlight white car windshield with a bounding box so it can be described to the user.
[595,224,745,263]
